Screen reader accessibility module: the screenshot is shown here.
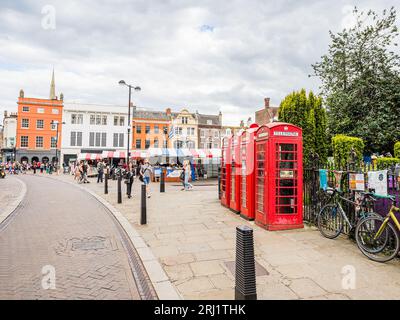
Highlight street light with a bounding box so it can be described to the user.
[119,80,141,165]
[50,120,65,169]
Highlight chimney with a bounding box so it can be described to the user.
[264,98,270,108]
[4,111,8,117]
[166,108,171,116]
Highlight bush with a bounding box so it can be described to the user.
[376,157,400,170]
[394,142,400,159]
[332,135,364,169]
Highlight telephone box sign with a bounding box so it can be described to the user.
[273,131,299,137]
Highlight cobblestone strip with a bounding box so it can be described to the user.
[45,175,181,300]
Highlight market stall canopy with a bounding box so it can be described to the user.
[129,148,221,159]
[77,153,102,161]
[101,150,126,158]
[131,150,149,158]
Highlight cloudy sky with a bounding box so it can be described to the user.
[0,0,398,125]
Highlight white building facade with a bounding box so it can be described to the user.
[169,109,198,149]
[60,103,129,164]
[1,111,17,162]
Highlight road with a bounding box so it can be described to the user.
[0,175,155,300]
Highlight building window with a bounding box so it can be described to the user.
[22,106,29,112]
[71,114,83,124]
[36,119,44,129]
[207,142,212,149]
[52,109,59,114]
[77,132,82,146]
[89,132,95,146]
[95,132,101,146]
[119,116,125,126]
[136,125,141,134]
[145,139,150,149]
[114,116,118,126]
[175,127,182,135]
[181,117,188,124]
[113,133,118,147]
[207,119,213,125]
[214,130,219,137]
[102,115,107,125]
[37,108,44,113]
[119,133,124,147]
[200,130,205,137]
[96,114,101,125]
[51,137,57,148]
[163,140,168,148]
[136,139,141,149]
[145,125,150,134]
[154,125,159,134]
[187,127,194,136]
[90,114,95,125]
[154,139,159,148]
[20,136,28,148]
[174,140,183,149]
[36,136,43,148]
[70,132,77,146]
[101,132,107,147]
[21,119,29,128]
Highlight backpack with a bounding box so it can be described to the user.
[179,169,185,181]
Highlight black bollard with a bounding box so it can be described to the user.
[117,175,122,204]
[235,225,257,300]
[104,173,108,194]
[218,167,221,199]
[141,184,147,225]
[160,168,165,193]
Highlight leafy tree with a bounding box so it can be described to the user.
[312,7,400,154]
[278,89,328,165]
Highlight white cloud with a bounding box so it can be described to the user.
[0,0,398,125]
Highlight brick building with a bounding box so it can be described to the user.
[131,107,171,150]
[255,98,279,125]
[196,111,222,149]
[15,71,64,163]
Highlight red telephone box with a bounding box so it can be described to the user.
[239,124,259,220]
[229,133,241,213]
[254,123,303,231]
[221,136,231,208]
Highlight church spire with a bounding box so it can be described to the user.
[49,69,56,100]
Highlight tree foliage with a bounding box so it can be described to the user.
[312,7,400,154]
[394,141,400,158]
[332,135,364,169]
[278,89,328,165]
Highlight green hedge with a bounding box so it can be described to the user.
[376,157,400,170]
[332,135,364,169]
[394,142,400,159]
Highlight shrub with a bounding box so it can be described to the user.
[332,135,364,169]
[394,142,400,159]
[376,157,400,170]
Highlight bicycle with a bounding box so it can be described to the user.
[317,187,377,239]
[355,194,400,263]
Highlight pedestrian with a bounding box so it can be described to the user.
[140,159,152,198]
[32,161,37,174]
[40,162,44,174]
[97,160,104,183]
[125,162,135,198]
[82,161,89,183]
[183,160,193,191]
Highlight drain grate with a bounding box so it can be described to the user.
[72,237,106,251]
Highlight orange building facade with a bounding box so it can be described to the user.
[131,107,171,150]
[16,92,64,163]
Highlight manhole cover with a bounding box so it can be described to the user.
[72,237,106,251]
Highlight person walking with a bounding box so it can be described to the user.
[82,161,89,183]
[183,160,193,191]
[97,160,104,183]
[125,162,135,199]
[40,162,44,174]
[32,161,37,174]
[140,159,152,198]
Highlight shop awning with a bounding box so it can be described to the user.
[101,150,126,158]
[148,148,163,157]
[77,153,102,161]
[130,148,222,159]
[131,150,149,158]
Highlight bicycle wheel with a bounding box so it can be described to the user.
[355,216,400,263]
[317,204,344,239]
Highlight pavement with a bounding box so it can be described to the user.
[57,173,400,300]
[0,175,26,225]
[0,174,156,300]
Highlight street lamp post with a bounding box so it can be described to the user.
[50,120,65,171]
[119,80,141,166]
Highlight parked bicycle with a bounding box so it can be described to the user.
[317,187,378,239]
[355,194,400,263]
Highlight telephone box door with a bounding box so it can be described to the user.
[221,137,231,207]
[229,135,240,213]
[255,140,268,224]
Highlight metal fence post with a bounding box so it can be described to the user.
[104,173,108,194]
[160,168,165,193]
[235,225,257,300]
[117,175,122,204]
[141,184,147,225]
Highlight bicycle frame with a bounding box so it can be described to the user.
[374,206,400,240]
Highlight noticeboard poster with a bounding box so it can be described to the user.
[349,173,365,191]
[368,170,388,196]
